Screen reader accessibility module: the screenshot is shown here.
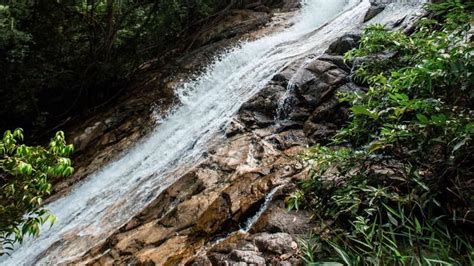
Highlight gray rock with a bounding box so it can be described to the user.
[350,51,397,70]
[364,5,385,22]
[318,54,352,72]
[337,82,366,94]
[189,255,212,266]
[322,68,348,86]
[239,110,275,128]
[307,96,341,123]
[297,79,331,107]
[305,60,348,86]
[281,0,301,10]
[229,250,266,265]
[326,34,361,55]
[306,59,337,74]
[241,84,286,117]
[254,232,296,255]
[255,204,314,235]
[303,121,338,144]
[275,130,308,150]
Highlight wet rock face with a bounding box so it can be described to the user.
[238,45,361,144]
[77,37,364,264]
[241,84,286,118]
[70,28,369,264]
[326,33,361,56]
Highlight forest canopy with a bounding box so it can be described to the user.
[0,0,231,134]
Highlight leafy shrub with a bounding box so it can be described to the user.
[0,129,74,255]
[289,1,473,264]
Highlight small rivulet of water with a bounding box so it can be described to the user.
[275,81,297,124]
[193,184,284,258]
[239,185,284,233]
[1,0,426,264]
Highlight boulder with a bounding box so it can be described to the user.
[297,79,331,108]
[364,5,385,22]
[253,232,297,255]
[196,193,232,234]
[305,59,338,74]
[326,33,361,55]
[229,250,266,265]
[318,54,352,72]
[189,255,212,266]
[241,84,287,117]
[253,204,314,235]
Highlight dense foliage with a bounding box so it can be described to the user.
[289,1,473,264]
[0,129,74,255]
[0,0,228,133]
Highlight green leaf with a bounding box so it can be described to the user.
[387,212,399,227]
[414,218,422,234]
[452,137,468,153]
[416,113,429,124]
[328,242,352,265]
[351,106,378,120]
[431,114,448,124]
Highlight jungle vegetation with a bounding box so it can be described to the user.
[289,1,474,264]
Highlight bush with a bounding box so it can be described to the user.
[0,129,74,255]
[289,1,473,264]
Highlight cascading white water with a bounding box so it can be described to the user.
[1,0,425,264]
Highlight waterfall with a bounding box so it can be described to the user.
[1,0,424,264]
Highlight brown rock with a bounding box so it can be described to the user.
[135,236,191,265]
[194,10,270,48]
[73,122,106,151]
[196,193,232,234]
[212,135,252,171]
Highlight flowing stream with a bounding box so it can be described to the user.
[1,0,425,264]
